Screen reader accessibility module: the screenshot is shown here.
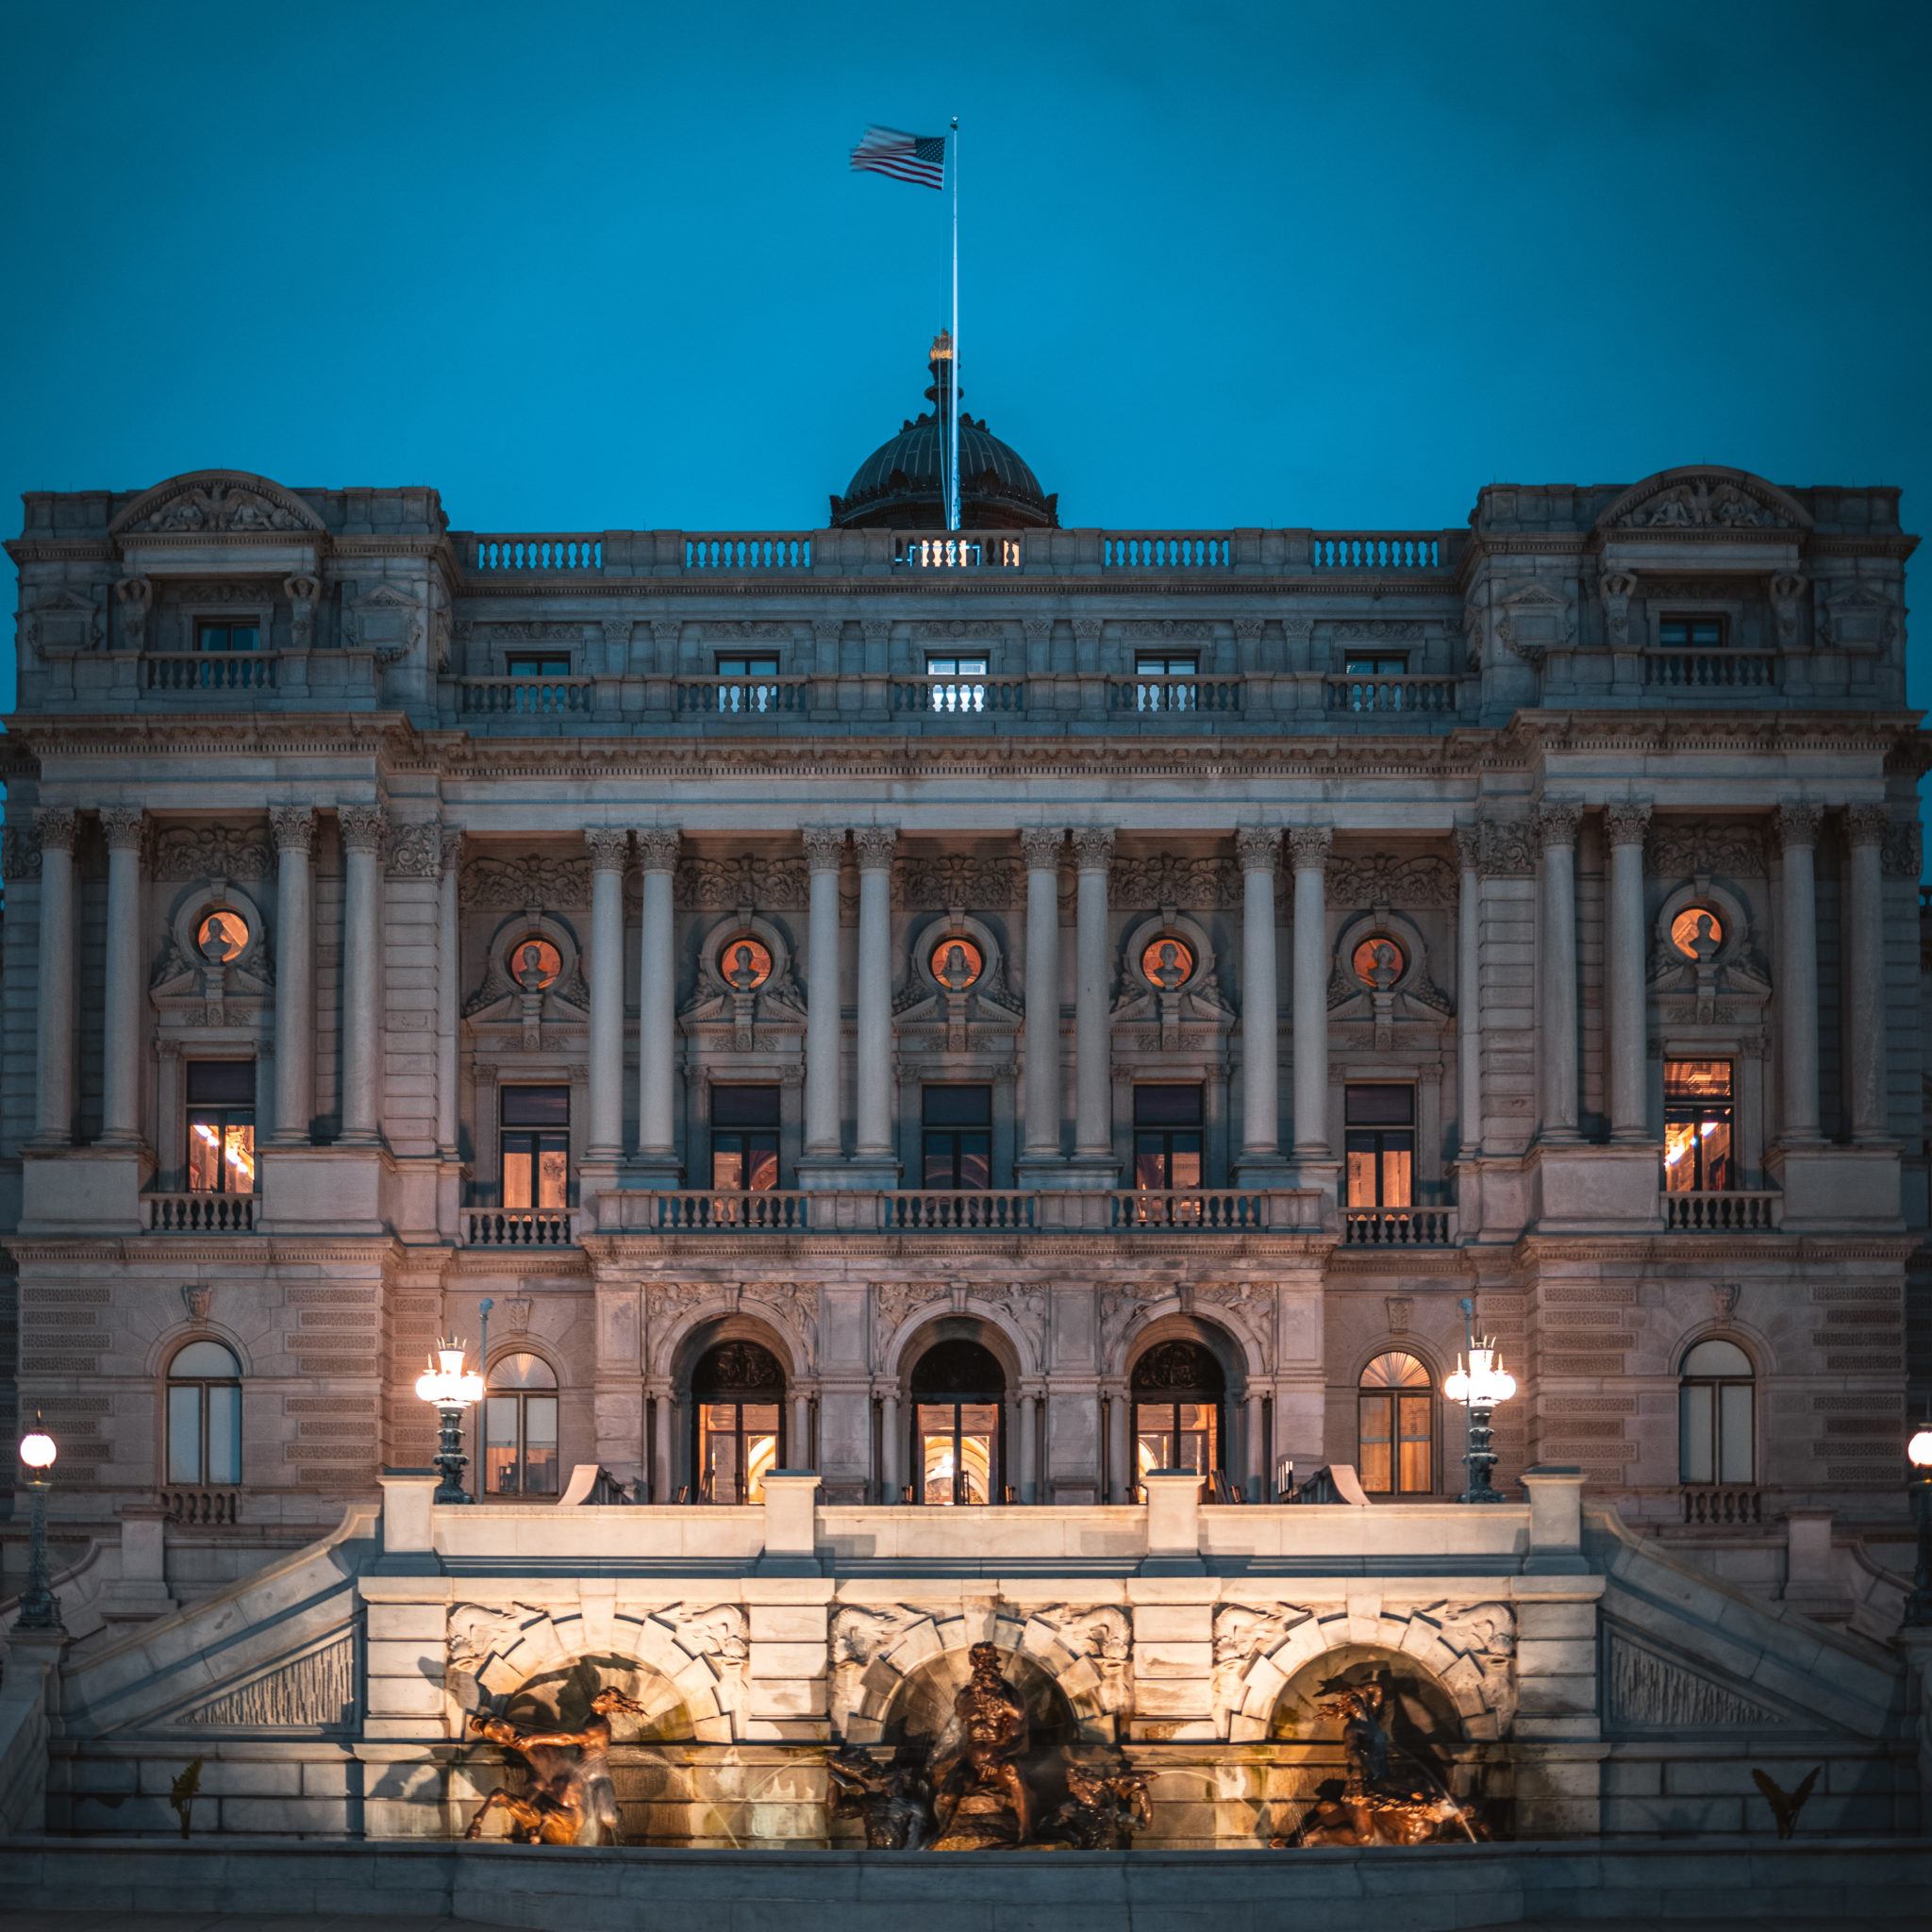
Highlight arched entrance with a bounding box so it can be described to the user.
[910,1336,1006,1505]
[1131,1338,1225,1497]
[691,1339,785,1502]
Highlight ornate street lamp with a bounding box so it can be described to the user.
[17,1413,65,1632]
[1903,1420,1932,1627]
[414,1340,485,1505]
[1445,1295,1516,1505]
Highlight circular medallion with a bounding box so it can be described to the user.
[1670,908,1724,959]
[1351,935,1406,989]
[508,936,562,990]
[930,935,984,991]
[1140,935,1194,991]
[196,909,249,963]
[719,936,773,991]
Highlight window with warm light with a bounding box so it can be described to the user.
[186,1061,256,1194]
[911,1338,1005,1506]
[1357,1351,1433,1495]
[923,1086,991,1190]
[1664,1060,1734,1192]
[1679,1338,1754,1485]
[484,1352,559,1497]
[501,1086,570,1209]
[1131,1339,1224,1499]
[692,1341,784,1503]
[1135,1086,1203,1190]
[167,1339,242,1486]
[712,1086,780,1191]
[1345,1085,1414,1208]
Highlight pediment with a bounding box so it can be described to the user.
[1595,466,1810,536]
[110,470,327,539]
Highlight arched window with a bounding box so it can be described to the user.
[692,1341,784,1503]
[1358,1352,1432,1495]
[484,1352,559,1497]
[1131,1340,1224,1497]
[1680,1338,1755,1485]
[167,1340,242,1487]
[910,1338,1006,1506]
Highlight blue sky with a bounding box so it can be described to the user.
[3,1,1929,710]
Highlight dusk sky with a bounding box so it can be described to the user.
[3,1,1928,713]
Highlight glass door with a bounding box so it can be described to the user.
[917,1400,999,1505]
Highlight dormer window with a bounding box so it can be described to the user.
[197,622,258,653]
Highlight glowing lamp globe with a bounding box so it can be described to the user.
[1909,1426,1932,1471]
[19,1426,57,1471]
[414,1342,484,1408]
[1444,1346,1517,1408]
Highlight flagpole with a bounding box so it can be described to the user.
[948,119,958,534]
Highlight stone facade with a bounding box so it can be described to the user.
[0,456,1925,1844]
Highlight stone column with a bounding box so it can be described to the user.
[652,1391,672,1504]
[1246,1393,1265,1501]
[1847,805,1890,1144]
[584,829,630,1164]
[635,827,682,1185]
[1534,800,1583,1144]
[1019,827,1066,1171]
[435,828,462,1157]
[1453,826,1483,1159]
[1236,826,1285,1180]
[337,805,388,1147]
[1108,1387,1131,1503]
[1287,827,1333,1159]
[1775,801,1824,1145]
[1019,1391,1040,1504]
[266,808,316,1145]
[31,808,76,1146]
[880,1392,900,1500]
[1072,826,1117,1174]
[791,1393,812,1469]
[98,808,147,1147]
[1604,801,1652,1143]
[801,829,845,1164]
[853,827,897,1174]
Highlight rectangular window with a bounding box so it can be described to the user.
[1343,656,1407,675]
[716,655,780,677]
[1135,656,1197,676]
[923,1085,991,1190]
[1134,1085,1204,1190]
[186,1060,256,1194]
[1663,1059,1734,1192]
[712,1084,780,1191]
[507,654,571,676]
[1679,1379,1755,1485]
[1658,617,1726,649]
[1357,1389,1432,1494]
[196,622,259,653]
[1135,656,1197,713]
[501,1085,570,1209]
[925,656,989,678]
[1344,1084,1414,1208]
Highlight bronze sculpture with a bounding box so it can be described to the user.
[826,1741,937,1848]
[1041,1759,1152,1849]
[929,1641,1033,1848]
[464,1686,653,1845]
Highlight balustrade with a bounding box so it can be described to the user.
[1680,1485,1762,1527]
[1109,676,1241,714]
[458,676,593,717]
[1662,1190,1780,1231]
[675,675,810,716]
[473,536,603,572]
[143,653,278,692]
[892,536,1021,569]
[684,534,812,570]
[462,1208,580,1246]
[143,1192,256,1233]
[1644,650,1777,690]
[1108,1189,1266,1230]
[1324,675,1460,716]
[1101,534,1230,569]
[161,1487,242,1526]
[1309,533,1444,571]
[892,676,1025,715]
[885,1191,1036,1230]
[1341,1208,1456,1246]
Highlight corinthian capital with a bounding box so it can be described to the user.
[853,825,897,871]
[1845,803,1890,849]
[1603,800,1653,849]
[32,808,76,854]
[440,825,465,875]
[1071,825,1116,871]
[1774,800,1824,851]
[802,827,846,872]
[1452,825,1482,874]
[1235,826,1280,874]
[270,806,316,857]
[99,807,146,853]
[1285,826,1332,872]
[1018,825,1066,871]
[338,804,390,856]
[584,827,631,872]
[635,826,681,873]
[1532,800,1583,850]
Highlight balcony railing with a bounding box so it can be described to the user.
[143,1192,257,1233]
[458,676,594,717]
[601,1187,1322,1234]
[1108,676,1241,715]
[1108,1190,1268,1230]
[675,675,810,716]
[1680,1485,1763,1528]
[885,1191,1038,1231]
[633,1191,814,1231]
[462,1208,580,1246]
[892,677,1026,715]
[1102,535,1231,569]
[685,534,811,571]
[1310,533,1445,572]
[894,537,1021,569]
[1643,650,1778,690]
[161,1487,242,1527]
[1661,1190,1781,1231]
[474,535,603,572]
[144,653,279,692]
[1324,675,1462,716]
[1341,1208,1456,1246]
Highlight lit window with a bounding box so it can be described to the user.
[930,935,983,991]
[719,936,773,991]
[1345,1085,1414,1208]
[507,655,570,676]
[1343,656,1406,675]
[1131,1339,1224,1500]
[923,1086,991,1191]
[167,1339,242,1487]
[1658,617,1726,649]
[924,657,989,713]
[712,1086,779,1191]
[925,656,989,678]
[1357,1351,1432,1495]
[1679,1338,1754,1485]
[1134,1086,1203,1191]
[1670,908,1724,960]
[693,1341,784,1503]
[186,1061,256,1194]
[1664,1061,1733,1192]
[484,1352,559,1497]
[912,1338,1005,1506]
[1140,934,1194,991]
[1349,935,1406,990]
[501,1086,570,1209]
[196,622,258,653]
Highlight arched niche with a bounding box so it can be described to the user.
[681,1325,791,1503]
[907,1331,1009,1506]
[879,1645,1077,1752]
[498,1653,695,1740]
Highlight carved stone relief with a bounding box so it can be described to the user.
[178,1635,355,1728]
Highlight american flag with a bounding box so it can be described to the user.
[849,125,947,191]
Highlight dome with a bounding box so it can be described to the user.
[829,334,1058,531]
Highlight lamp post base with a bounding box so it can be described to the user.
[16,1477,65,1632]
[431,1403,475,1506]
[1457,1404,1509,1505]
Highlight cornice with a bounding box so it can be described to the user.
[5,541,116,566]
[4,712,418,761]
[4,1235,417,1264]
[453,575,1457,603]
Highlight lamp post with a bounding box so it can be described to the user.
[1904,1420,1932,1627]
[17,1413,64,1632]
[1445,1295,1516,1505]
[414,1340,484,1505]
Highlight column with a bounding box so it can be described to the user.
[1605,801,1652,1142]
[1020,827,1066,1167]
[1246,1393,1265,1501]
[791,1393,812,1470]
[98,808,146,1146]
[880,1392,900,1500]
[1073,826,1116,1170]
[1019,1391,1040,1504]
[31,808,76,1145]
[435,828,462,1156]
[1236,826,1284,1177]
[337,805,387,1147]
[1846,804,1890,1144]
[652,1391,672,1504]
[1453,826,1483,1158]
[1775,801,1824,1144]
[267,808,316,1144]
[1107,1386,1130,1502]
[1534,800,1583,1144]
[635,827,681,1183]
[853,827,896,1168]
[584,829,630,1164]
[802,829,845,1160]
[1287,826,1333,1158]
